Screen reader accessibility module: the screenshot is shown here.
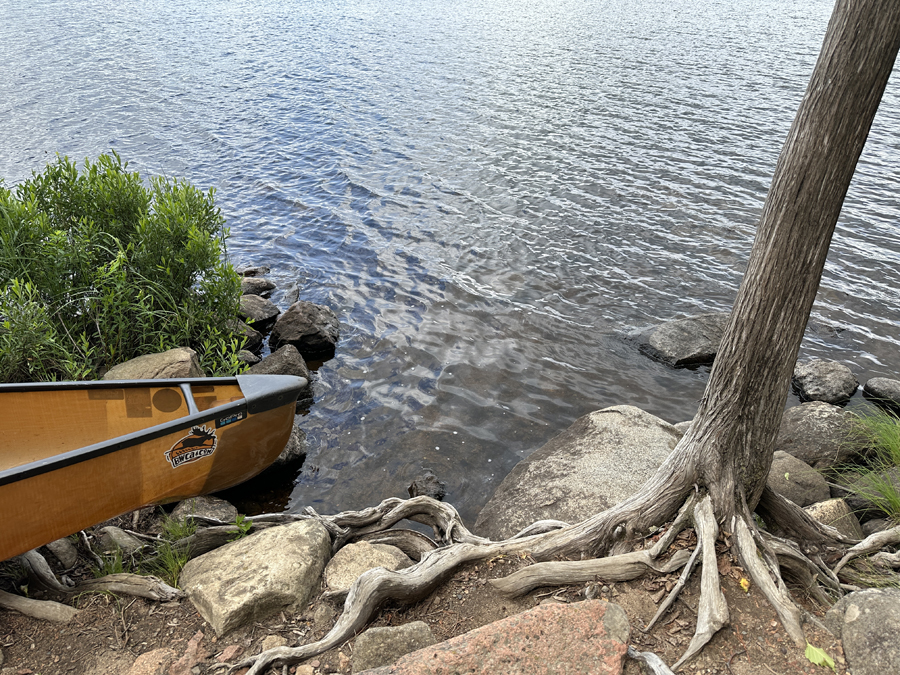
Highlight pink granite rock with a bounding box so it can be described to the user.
[358,599,630,674]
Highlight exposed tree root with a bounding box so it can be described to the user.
[0,589,79,623]
[833,524,900,575]
[672,496,728,670]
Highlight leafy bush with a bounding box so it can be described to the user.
[0,152,245,381]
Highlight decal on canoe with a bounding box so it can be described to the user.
[216,410,246,428]
[165,425,217,468]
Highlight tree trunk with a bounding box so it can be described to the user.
[678,0,900,522]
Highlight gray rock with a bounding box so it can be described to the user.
[863,377,900,410]
[357,600,629,675]
[635,312,730,367]
[825,588,900,675]
[271,424,307,469]
[475,406,682,540]
[180,520,331,636]
[229,319,263,354]
[260,635,288,652]
[673,420,694,434]
[766,451,831,507]
[235,265,270,277]
[102,347,205,380]
[241,277,276,297]
[324,542,413,597]
[842,467,900,520]
[270,301,340,359]
[804,499,864,540]
[862,518,892,536]
[171,495,239,525]
[239,294,281,333]
[407,471,446,501]
[97,526,144,554]
[236,350,260,365]
[46,537,79,569]
[352,622,437,673]
[774,402,857,470]
[248,344,311,381]
[792,359,858,404]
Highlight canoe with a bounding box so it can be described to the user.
[0,374,307,561]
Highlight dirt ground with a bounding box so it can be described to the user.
[0,516,847,675]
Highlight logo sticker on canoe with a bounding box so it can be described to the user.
[165,425,218,468]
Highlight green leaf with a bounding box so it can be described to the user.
[805,643,836,672]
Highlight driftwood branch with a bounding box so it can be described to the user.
[70,573,182,601]
[0,589,79,622]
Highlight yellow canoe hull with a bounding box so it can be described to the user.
[0,375,306,561]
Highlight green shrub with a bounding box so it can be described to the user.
[0,152,245,380]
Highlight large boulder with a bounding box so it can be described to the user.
[352,622,437,673]
[634,312,730,367]
[180,520,330,636]
[773,402,857,470]
[270,301,340,359]
[248,344,311,381]
[358,600,630,675]
[766,451,830,507]
[102,347,205,380]
[239,294,281,333]
[475,406,681,540]
[825,588,900,675]
[792,359,858,404]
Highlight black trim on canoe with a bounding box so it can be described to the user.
[0,375,306,488]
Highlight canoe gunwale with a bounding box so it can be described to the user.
[0,374,307,488]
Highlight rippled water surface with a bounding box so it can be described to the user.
[3,0,899,523]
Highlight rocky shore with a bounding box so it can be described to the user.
[3,306,900,674]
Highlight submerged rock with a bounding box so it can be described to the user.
[634,312,730,367]
[475,405,682,540]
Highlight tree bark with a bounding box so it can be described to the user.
[676,0,900,521]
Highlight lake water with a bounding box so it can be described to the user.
[2,0,899,524]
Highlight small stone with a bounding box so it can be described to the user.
[97,526,143,554]
[241,277,276,297]
[236,265,270,277]
[171,496,239,525]
[46,538,79,569]
[260,636,288,653]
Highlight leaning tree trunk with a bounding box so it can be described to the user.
[679,0,900,523]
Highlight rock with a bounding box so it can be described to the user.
[766,451,831,507]
[97,526,144,554]
[270,301,340,359]
[673,420,693,434]
[271,424,307,469]
[216,645,244,662]
[180,520,331,636]
[236,350,260,365]
[168,630,207,675]
[229,319,263,354]
[634,312,730,367]
[259,636,288,653]
[804,499,864,540]
[352,622,437,673]
[313,604,335,631]
[248,344,311,381]
[407,471,446,501]
[475,406,682,541]
[792,359,858,404]
[842,467,900,520]
[103,347,205,380]
[241,277,276,297]
[358,600,629,675]
[324,542,413,597]
[46,537,79,569]
[774,402,857,470]
[125,648,177,675]
[171,495,239,525]
[862,518,892,536]
[825,588,900,675]
[863,377,900,410]
[239,294,281,333]
[236,265,270,277]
